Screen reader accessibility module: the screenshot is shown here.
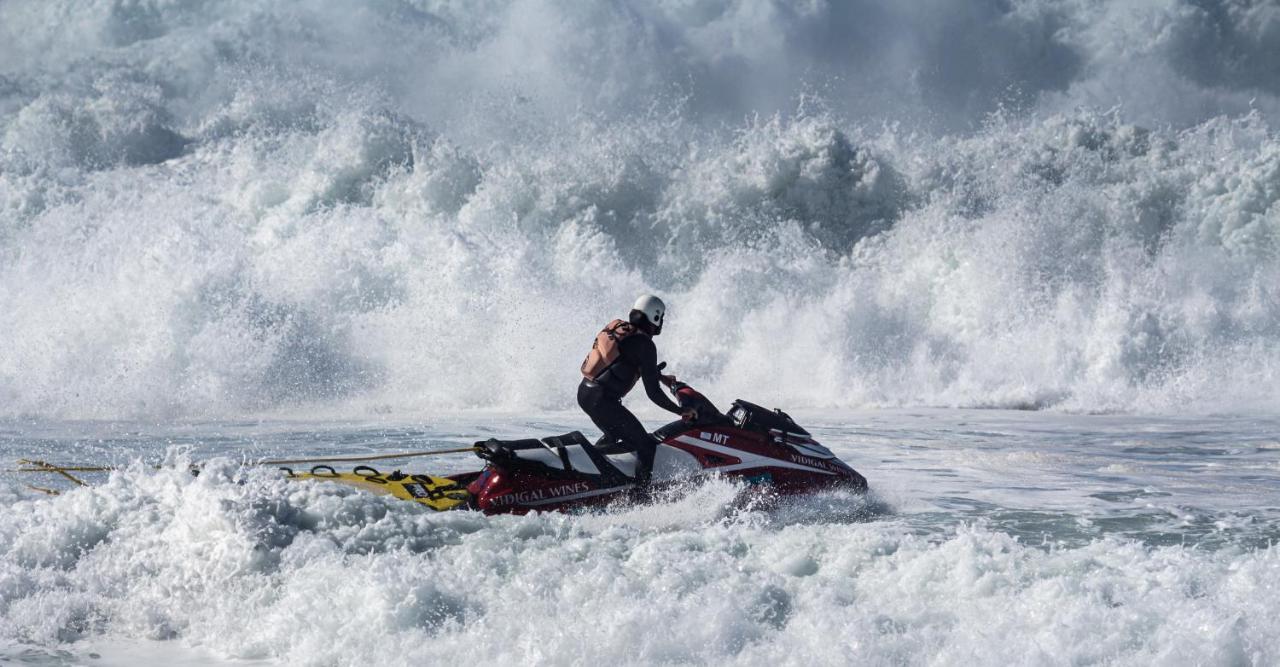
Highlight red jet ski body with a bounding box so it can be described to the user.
[457,380,867,514]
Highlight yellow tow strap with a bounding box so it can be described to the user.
[255,447,479,466]
[16,459,90,486]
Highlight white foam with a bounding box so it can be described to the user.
[1,458,1276,665]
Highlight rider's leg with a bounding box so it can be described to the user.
[577,380,657,485]
[603,406,656,486]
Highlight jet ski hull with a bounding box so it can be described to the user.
[464,420,867,514]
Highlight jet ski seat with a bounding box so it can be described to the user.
[475,431,632,483]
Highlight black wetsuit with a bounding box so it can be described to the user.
[577,332,682,486]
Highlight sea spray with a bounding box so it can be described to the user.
[3,0,1279,418]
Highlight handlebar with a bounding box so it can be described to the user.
[657,365,717,422]
[657,361,678,388]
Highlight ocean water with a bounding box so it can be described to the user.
[2,410,1278,665]
[3,0,1280,664]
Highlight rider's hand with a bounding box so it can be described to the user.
[660,373,677,385]
[681,408,698,423]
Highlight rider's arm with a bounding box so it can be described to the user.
[636,338,682,414]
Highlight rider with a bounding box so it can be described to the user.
[578,294,693,486]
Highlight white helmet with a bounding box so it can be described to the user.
[632,294,666,334]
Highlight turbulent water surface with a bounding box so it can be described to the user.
[2,412,1279,665]
[3,0,1280,664]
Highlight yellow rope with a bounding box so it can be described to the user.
[11,465,116,473]
[17,460,88,486]
[8,446,481,480]
[253,447,480,466]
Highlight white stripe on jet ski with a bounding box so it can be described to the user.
[673,435,837,476]
[522,484,633,506]
[771,431,838,459]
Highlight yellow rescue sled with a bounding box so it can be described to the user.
[10,448,478,513]
[283,465,470,512]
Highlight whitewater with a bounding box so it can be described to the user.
[2,0,1280,664]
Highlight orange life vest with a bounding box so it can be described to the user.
[581,319,642,385]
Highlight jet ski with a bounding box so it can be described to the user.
[292,374,866,514]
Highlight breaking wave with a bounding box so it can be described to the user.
[2,0,1280,418]
[1,461,1276,665]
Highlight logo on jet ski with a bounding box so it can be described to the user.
[789,453,840,472]
[490,481,591,507]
